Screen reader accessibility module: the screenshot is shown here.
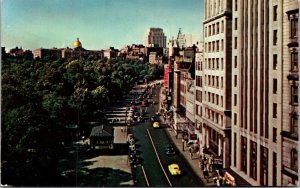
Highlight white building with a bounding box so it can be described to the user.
[231,0,299,186]
[202,0,232,169]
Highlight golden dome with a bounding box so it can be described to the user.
[73,38,82,48]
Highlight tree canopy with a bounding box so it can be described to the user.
[1,56,164,186]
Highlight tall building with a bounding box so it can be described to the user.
[144,28,167,48]
[231,0,298,186]
[282,2,299,186]
[201,0,232,168]
[176,28,186,49]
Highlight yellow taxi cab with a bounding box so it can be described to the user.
[153,121,160,128]
[168,163,181,175]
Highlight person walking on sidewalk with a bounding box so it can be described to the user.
[203,166,209,183]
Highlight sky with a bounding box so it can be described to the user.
[1,0,204,51]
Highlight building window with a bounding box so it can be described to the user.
[216,59,219,70]
[235,18,238,30]
[241,136,247,172]
[291,86,298,105]
[273,30,277,45]
[260,146,268,186]
[291,51,298,72]
[250,141,257,180]
[273,54,278,70]
[196,76,201,87]
[216,22,220,34]
[273,152,277,186]
[209,25,211,36]
[234,133,237,166]
[216,40,219,51]
[221,20,224,33]
[291,149,298,171]
[221,77,223,88]
[234,94,237,106]
[273,103,277,118]
[234,113,237,125]
[290,15,298,39]
[234,75,237,87]
[273,5,277,21]
[221,96,223,107]
[291,114,298,135]
[235,0,238,11]
[234,37,237,49]
[273,127,277,143]
[234,56,237,68]
[273,79,277,94]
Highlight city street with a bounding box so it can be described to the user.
[130,84,204,187]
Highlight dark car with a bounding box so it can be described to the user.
[165,145,176,155]
[150,115,160,122]
[129,155,140,165]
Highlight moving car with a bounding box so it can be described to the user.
[153,121,160,128]
[168,163,181,175]
[165,145,176,155]
[150,115,160,122]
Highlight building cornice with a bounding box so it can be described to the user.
[203,10,232,24]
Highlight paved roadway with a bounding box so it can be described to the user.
[130,85,204,187]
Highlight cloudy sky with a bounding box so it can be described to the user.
[2,0,204,50]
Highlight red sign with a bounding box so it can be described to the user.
[164,64,169,88]
[225,172,236,186]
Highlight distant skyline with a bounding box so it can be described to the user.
[1,0,204,51]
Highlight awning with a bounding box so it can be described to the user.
[223,168,251,186]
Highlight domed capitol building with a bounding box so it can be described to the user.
[33,38,102,59]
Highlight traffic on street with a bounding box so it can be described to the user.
[109,81,204,187]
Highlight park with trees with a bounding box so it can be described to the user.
[1,55,164,186]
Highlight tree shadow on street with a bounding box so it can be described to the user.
[61,167,133,187]
[58,142,133,186]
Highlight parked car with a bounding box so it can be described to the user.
[129,155,140,165]
[127,134,134,141]
[129,144,136,151]
[129,149,137,155]
[168,163,181,175]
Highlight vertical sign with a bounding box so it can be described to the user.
[164,64,169,88]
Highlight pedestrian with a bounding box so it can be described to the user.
[201,158,205,170]
[208,155,213,172]
[199,155,202,168]
[203,166,209,182]
[216,176,221,186]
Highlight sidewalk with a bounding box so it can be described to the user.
[163,122,218,186]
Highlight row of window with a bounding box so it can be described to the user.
[233,134,297,184]
[195,88,224,109]
[204,107,224,126]
[196,61,203,71]
[205,58,224,70]
[205,21,224,37]
[205,40,225,53]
